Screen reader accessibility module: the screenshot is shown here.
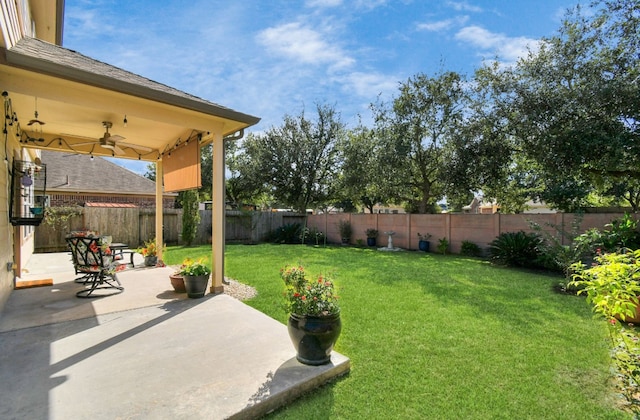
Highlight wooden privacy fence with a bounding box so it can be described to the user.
[307,212,634,253]
[36,208,632,253]
[35,209,306,252]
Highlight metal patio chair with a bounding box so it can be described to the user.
[65,234,124,298]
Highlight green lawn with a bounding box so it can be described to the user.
[165,244,629,419]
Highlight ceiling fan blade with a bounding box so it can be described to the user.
[112,145,126,155]
[107,134,125,142]
[118,142,153,152]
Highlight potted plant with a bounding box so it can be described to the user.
[169,271,186,293]
[179,257,211,298]
[137,237,164,266]
[366,228,378,247]
[281,264,341,365]
[417,232,431,252]
[338,220,352,245]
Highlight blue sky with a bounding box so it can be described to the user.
[63,0,581,174]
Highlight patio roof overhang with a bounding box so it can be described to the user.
[2,36,260,293]
[1,37,260,161]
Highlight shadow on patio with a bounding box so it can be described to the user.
[0,253,350,419]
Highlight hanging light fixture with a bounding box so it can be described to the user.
[27,97,45,126]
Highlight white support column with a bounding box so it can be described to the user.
[211,132,225,294]
[155,159,164,261]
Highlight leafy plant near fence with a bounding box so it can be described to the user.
[528,214,584,276]
[269,223,303,244]
[43,205,83,230]
[460,240,482,257]
[488,231,543,268]
[300,225,325,245]
[437,237,449,254]
[569,214,640,267]
[181,189,200,246]
[570,250,640,413]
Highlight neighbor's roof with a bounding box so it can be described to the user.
[41,150,172,196]
[5,37,260,127]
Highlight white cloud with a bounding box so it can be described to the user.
[446,1,483,13]
[257,22,355,69]
[417,15,469,32]
[342,72,399,97]
[455,25,539,63]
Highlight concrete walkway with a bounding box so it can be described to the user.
[0,253,350,419]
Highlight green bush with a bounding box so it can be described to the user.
[488,231,543,268]
[269,223,303,244]
[180,189,200,246]
[460,240,482,257]
[569,214,640,269]
[338,219,352,243]
[437,237,449,255]
[570,250,640,407]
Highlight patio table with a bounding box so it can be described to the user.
[110,243,135,266]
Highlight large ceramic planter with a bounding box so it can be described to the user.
[169,273,186,293]
[366,237,377,247]
[183,274,209,298]
[287,312,341,365]
[144,255,158,266]
[615,297,640,323]
[418,240,430,252]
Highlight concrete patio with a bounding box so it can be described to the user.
[0,252,350,419]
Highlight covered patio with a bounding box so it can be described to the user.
[2,35,260,296]
[0,253,350,419]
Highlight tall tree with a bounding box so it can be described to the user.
[470,0,640,211]
[239,104,345,213]
[339,122,387,213]
[373,71,468,213]
[225,139,267,209]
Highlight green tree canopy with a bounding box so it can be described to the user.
[373,70,469,213]
[467,0,640,211]
[238,104,346,213]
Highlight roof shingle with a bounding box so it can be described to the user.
[41,150,168,196]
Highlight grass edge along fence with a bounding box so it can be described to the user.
[36,208,629,255]
[308,212,631,254]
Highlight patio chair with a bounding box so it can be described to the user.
[65,233,124,298]
[66,231,95,284]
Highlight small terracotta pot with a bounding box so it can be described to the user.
[169,274,186,293]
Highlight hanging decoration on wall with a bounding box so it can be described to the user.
[9,160,48,226]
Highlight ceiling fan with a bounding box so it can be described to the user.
[73,121,153,155]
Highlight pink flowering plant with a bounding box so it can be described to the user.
[280,265,340,316]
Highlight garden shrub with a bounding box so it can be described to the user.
[528,215,586,276]
[570,250,640,411]
[460,240,482,257]
[437,237,449,254]
[488,231,543,268]
[181,189,200,246]
[269,223,303,244]
[571,214,640,266]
